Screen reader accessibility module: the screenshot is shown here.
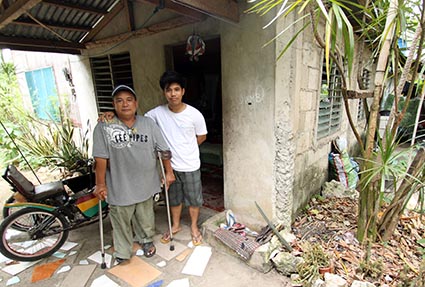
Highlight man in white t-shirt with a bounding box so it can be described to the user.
[146,71,207,246]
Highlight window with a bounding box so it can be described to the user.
[357,68,370,121]
[90,52,133,113]
[25,67,60,121]
[317,61,343,139]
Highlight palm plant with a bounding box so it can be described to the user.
[247,0,425,242]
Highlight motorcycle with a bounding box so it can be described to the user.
[0,161,108,261]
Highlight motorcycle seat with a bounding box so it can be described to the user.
[3,165,66,201]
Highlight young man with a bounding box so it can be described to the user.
[92,85,174,263]
[146,71,207,246]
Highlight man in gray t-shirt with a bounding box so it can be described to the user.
[93,85,174,263]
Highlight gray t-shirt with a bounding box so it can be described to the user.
[92,115,169,206]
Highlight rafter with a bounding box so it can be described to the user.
[0,0,42,30]
[42,0,108,15]
[136,0,205,20]
[124,0,135,32]
[13,19,91,32]
[171,0,238,23]
[0,35,85,49]
[82,0,124,43]
[85,16,199,49]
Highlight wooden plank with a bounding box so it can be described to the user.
[0,35,85,49]
[171,0,238,23]
[85,16,199,49]
[12,19,90,32]
[0,0,42,29]
[124,0,135,32]
[42,0,108,15]
[136,0,205,20]
[82,0,124,43]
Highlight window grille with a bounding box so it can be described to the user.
[90,52,133,113]
[317,61,343,139]
[357,68,370,121]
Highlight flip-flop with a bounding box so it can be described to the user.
[160,228,181,244]
[191,232,203,246]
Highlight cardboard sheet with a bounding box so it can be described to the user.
[108,256,161,287]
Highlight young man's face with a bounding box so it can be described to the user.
[113,91,138,119]
[164,83,185,107]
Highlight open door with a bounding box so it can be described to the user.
[166,37,224,212]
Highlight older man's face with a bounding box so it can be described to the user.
[113,91,137,119]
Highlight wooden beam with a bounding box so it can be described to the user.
[124,0,135,32]
[13,19,91,32]
[0,0,42,29]
[42,0,108,15]
[82,0,124,43]
[346,90,374,99]
[136,0,205,21]
[171,0,238,23]
[0,43,81,54]
[0,35,85,49]
[85,16,199,49]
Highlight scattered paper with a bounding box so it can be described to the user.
[53,251,67,258]
[136,249,144,256]
[69,250,77,256]
[187,241,194,248]
[57,265,71,274]
[104,245,112,250]
[181,246,212,277]
[79,259,89,265]
[87,250,113,269]
[176,249,192,262]
[60,241,78,251]
[167,278,190,287]
[6,276,20,286]
[0,252,11,263]
[156,261,166,267]
[90,274,120,287]
[2,260,39,275]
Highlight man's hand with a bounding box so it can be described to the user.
[94,184,108,200]
[98,111,115,123]
[165,171,176,189]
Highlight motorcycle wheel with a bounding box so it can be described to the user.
[0,207,69,261]
[2,196,29,231]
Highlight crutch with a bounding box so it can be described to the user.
[98,199,107,268]
[158,151,175,251]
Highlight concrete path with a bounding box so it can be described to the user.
[0,203,291,287]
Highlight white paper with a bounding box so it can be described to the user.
[156,260,166,267]
[181,246,212,276]
[6,276,20,286]
[90,274,120,287]
[69,250,77,256]
[79,259,89,265]
[87,250,112,269]
[0,252,11,263]
[60,241,78,251]
[57,265,71,274]
[2,260,39,275]
[136,249,144,256]
[167,278,190,287]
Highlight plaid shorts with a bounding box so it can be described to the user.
[168,169,203,207]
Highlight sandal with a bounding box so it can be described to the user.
[142,242,156,258]
[191,232,203,246]
[160,228,181,244]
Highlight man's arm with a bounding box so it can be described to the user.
[197,134,207,145]
[162,159,175,188]
[94,157,108,200]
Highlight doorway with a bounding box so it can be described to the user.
[166,37,224,212]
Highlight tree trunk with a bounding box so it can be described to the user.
[378,148,425,241]
[358,0,398,243]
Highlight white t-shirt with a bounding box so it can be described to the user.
[145,104,207,172]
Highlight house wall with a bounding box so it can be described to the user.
[9,2,372,226]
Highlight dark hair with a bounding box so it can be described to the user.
[159,71,186,90]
